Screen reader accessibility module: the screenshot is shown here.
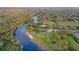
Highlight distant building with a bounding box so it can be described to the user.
[73,31,79,39]
[40,24,46,28]
[47,29,53,32]
[72,31,79,42]
[32,15,40,24]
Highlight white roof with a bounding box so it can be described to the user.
[47,29,53,32]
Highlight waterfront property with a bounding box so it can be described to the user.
[32,15,40,24]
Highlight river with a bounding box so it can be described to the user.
[15,24,43,51]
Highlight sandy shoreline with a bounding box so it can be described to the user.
[25,31,48,51]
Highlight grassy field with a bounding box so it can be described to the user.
[29,32,53,50]
[28,30,79,50]
[67,36,79,50]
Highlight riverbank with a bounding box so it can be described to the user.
[15,24,44,51]
[25,31,48,51]
[26,29,79,51]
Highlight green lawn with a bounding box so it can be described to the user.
[35,32,53,50]
[67,36,79,50]
[31,31,79,50]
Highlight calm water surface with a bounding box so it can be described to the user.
[15,24,43,51]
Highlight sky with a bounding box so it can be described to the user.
[0,0,79,7]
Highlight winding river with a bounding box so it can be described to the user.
[15,23,79,51]
[15,24,43,51]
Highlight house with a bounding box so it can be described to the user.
[32,15,40,24]
[47,29,53,32]
[40,24,47,28]
[73,31,79,39]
